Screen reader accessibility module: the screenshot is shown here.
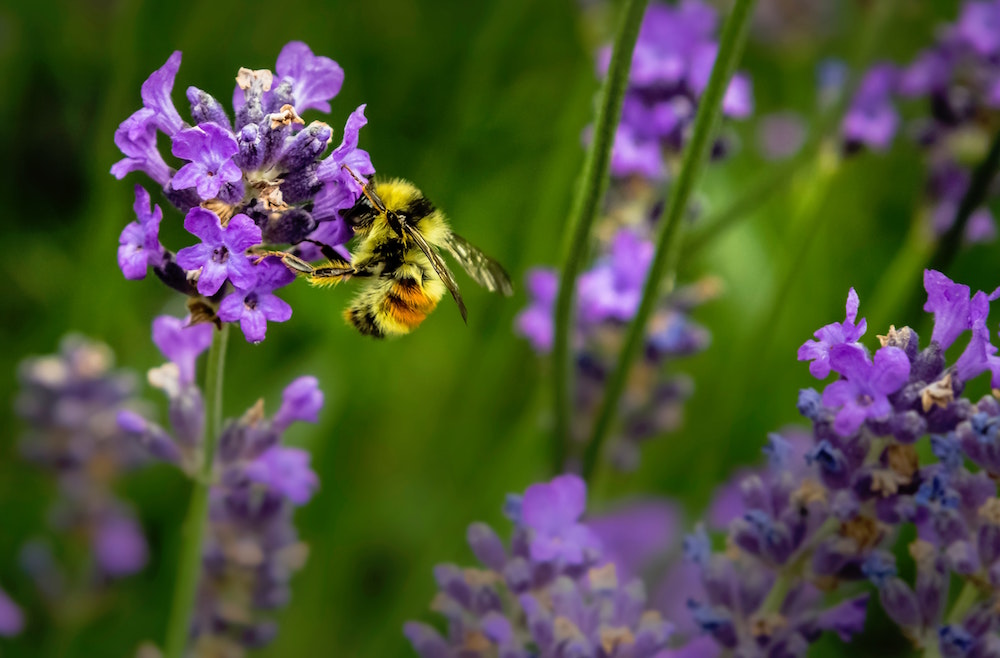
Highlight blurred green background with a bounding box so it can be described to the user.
[0,0,993,656]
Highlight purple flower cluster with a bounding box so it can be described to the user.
[118,315,322,652]
[598,0,753,180]
[405,474,673,658]
[678,270,1000,657]
[15,337,150,585]
[842,1,1000,243]
[516,230,716,469]
[112,42,374,343]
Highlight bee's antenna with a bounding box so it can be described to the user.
[342,164,386,213]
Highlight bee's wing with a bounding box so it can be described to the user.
[402,223,468,324]
[442,232,514,296]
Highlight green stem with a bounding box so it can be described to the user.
[163,323,230,658]
[927,128,1000,275]
[946,579,981,625]
[551,0,650,473]
[580,0,758,482]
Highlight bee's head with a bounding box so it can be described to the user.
[339,194,379,231]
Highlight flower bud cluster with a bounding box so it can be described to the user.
[679,270,1000,657]
[405,475,673,658]
[843,0,1000,243]
[15,336,150,585]
[599,0,753,180]
[117,317,322,654]
[112,42,374,343]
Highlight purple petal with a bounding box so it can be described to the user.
[239,306,268,343]
[275,41,345,113]
[833,402,868,436]
[817,594,869,642]
[182,207,224,245]
[870,346,911,396]
[197,259,230,296]
[141,51,185,135]
[588,500,679,580]
[223,214,263,253]
[175,242,213,271]
[828,343,871,381]
[226,254,259,291]
[822,380,855,409]
[245,446,319,505]
[217,291,244,322]
[258,293,292,322]
[170,162,207,193]
[924,269,972,350]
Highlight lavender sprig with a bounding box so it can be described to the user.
[681,271,1000,657]
[119,317,322,655]
[405,475,672,658]
[111,42,373,344]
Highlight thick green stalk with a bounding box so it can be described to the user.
[163,323,230,658]
[551,0,650,473]
[581,0,758,482]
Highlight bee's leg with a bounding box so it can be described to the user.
[252,249,317,275]
[299,238,344,264]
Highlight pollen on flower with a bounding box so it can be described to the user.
[920,373,954,412]
[236,67,273,91]
[270,103,305,129]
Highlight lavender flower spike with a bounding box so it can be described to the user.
[217,256,294,343]
[798,287,867,379]
[175,208,262,296]
[151,315,214,386]
[170,122,243,201]
[118,185,165,280]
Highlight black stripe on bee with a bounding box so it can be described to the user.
[345,306,384,338]
[405,196,435,221]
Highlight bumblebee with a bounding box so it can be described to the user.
[264,168,513,338]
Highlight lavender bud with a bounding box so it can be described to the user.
[279,121,332,171]
[467,522,507,571]
[186,86,232,130]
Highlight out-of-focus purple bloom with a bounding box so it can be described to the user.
[16,336,153,600]
[151,315,214,386]
[176,209,261,296]
[275,41,345,114]
[821,344,910,436]
[798,288,868,379]
[588,499,679,580]
[756,111,806,161]
[953,292,997,383]
[245,446,319,505]
[899,50,951,97]
[217,256,294,343]
[273,376,324,431]
[406,475,672,658]
[118,185,165,280]
[0,586,24,637]
[578,229,654,325]
[521,474,600,565]
[957,0,1000,56]
[170,123,243,201]
[609,124,665,179]
[94,512,149,577]
[842,64,899,151]
[514,269,558,353]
